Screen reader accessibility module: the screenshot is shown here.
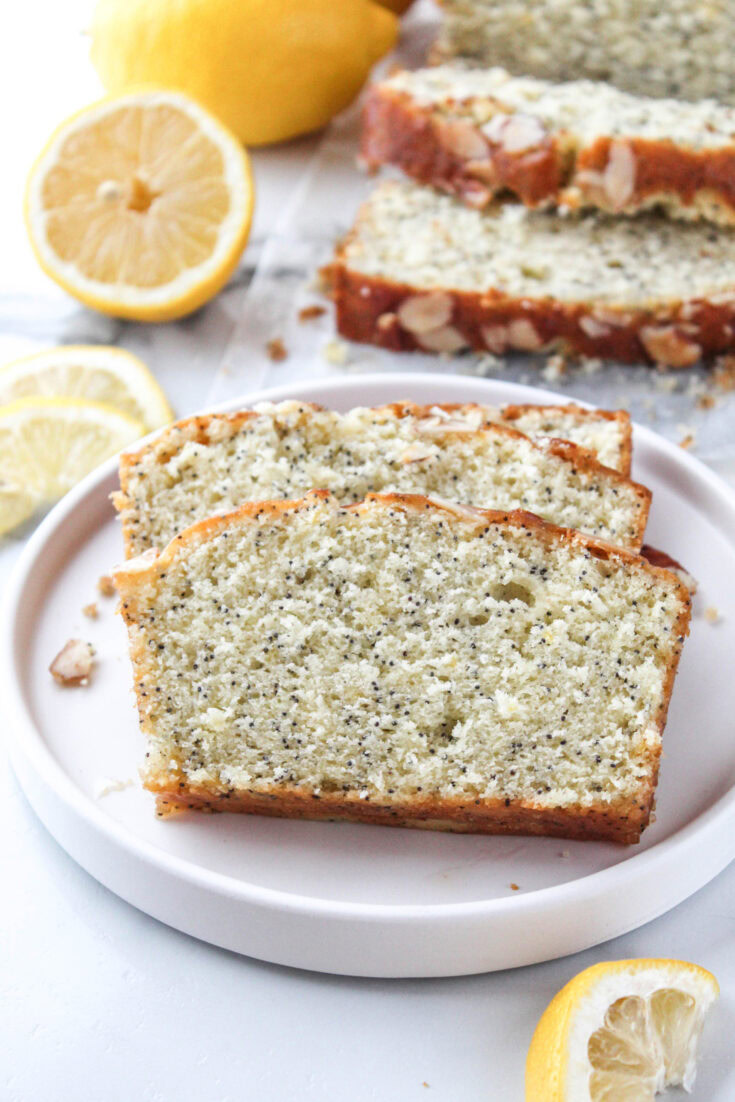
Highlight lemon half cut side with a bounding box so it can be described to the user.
[25,91,254,322]
[526,959,719,1101]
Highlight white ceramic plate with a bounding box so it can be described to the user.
[4,372,735,978]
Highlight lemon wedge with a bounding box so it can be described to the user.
[0,346,172,431]
[25,90,254,322]
[0,397,144,535]
[526,959,719,1101]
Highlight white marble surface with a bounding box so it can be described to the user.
[2,2,735,1099]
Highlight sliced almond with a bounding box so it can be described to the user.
[50,639,95,686]
[579,316,612,339]
[377,311,398,331]
[508,318,544,351]
[397,292,453,334]
[417,325,469,353]
[483,112,546,153]
[400,442,438,464]
[501,114,548,153]
[640,325,702,368]
[465,159,499,185]
[603,141,636,211]
[481,324,509,354]
[440,118,489,161]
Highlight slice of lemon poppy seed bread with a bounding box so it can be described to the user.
[114,400,644,557]
[332,179,735,367]
[363,66,735,225]
[114,492,690,842]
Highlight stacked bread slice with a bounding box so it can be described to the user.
[330,7,735,366]
[114,400,691,843]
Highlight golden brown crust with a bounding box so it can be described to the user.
[331,264,735,367]
[361,84,735,225]
[115,491,690,844]
[150,780,651,844]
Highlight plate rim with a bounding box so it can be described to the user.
[4,370,735,925]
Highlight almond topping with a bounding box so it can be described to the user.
[579,316,612,339]
[50,639,95,686]
[507,318,543,351]
[640,325,702,368]
[603,140,636,211]
[397,292,453,334]
[440,118,489,161]
[377,311,398,331]
[483,112,546,153]
[417,325,469,354]
[400,442,438,464]
[481,324,508,354]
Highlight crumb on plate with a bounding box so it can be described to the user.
[49,639,95,686]
[82,602,98,619]
[97,574,115,597]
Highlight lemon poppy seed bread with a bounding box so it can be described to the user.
[363,66,735,226]
[113,400,645,557]
[332,179,735,366]
[114,492,690,842]
[433,0,735,105]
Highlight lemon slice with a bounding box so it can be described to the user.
[526,959,719,1101]
[0,397,144,535]
[0,346,172,431]
[25,90,254,322]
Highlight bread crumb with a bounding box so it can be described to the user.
[541,353,567,383]
[323,339,349,366]
[97,574,115,597]
[266,338,288,362]
[678,427,696,450]
[94,776,135,799]
[510,882,520,891]
[422,1083,430,1089]
[49,639,95,686]
[82,602,98,619]
[696,393,716,410]
[298,305,327,322]
[704,605,721,624]
[559,849,570,858]
[579,356,602,376]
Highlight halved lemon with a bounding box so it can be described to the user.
[525,959,719,1101]
[25,90,254,322]
[0,397,144,535]
[0,346,172,430]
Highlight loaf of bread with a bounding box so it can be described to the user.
[332,179,735,366]
[114,400,646,557]
[114,491,690,842]
[363,66,735,226]
[433,0,735,105]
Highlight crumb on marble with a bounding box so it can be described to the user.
[266,338,288,362]
[323,339,349,366]
[298,305,326,322]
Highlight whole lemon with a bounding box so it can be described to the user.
[90,0,398,146]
